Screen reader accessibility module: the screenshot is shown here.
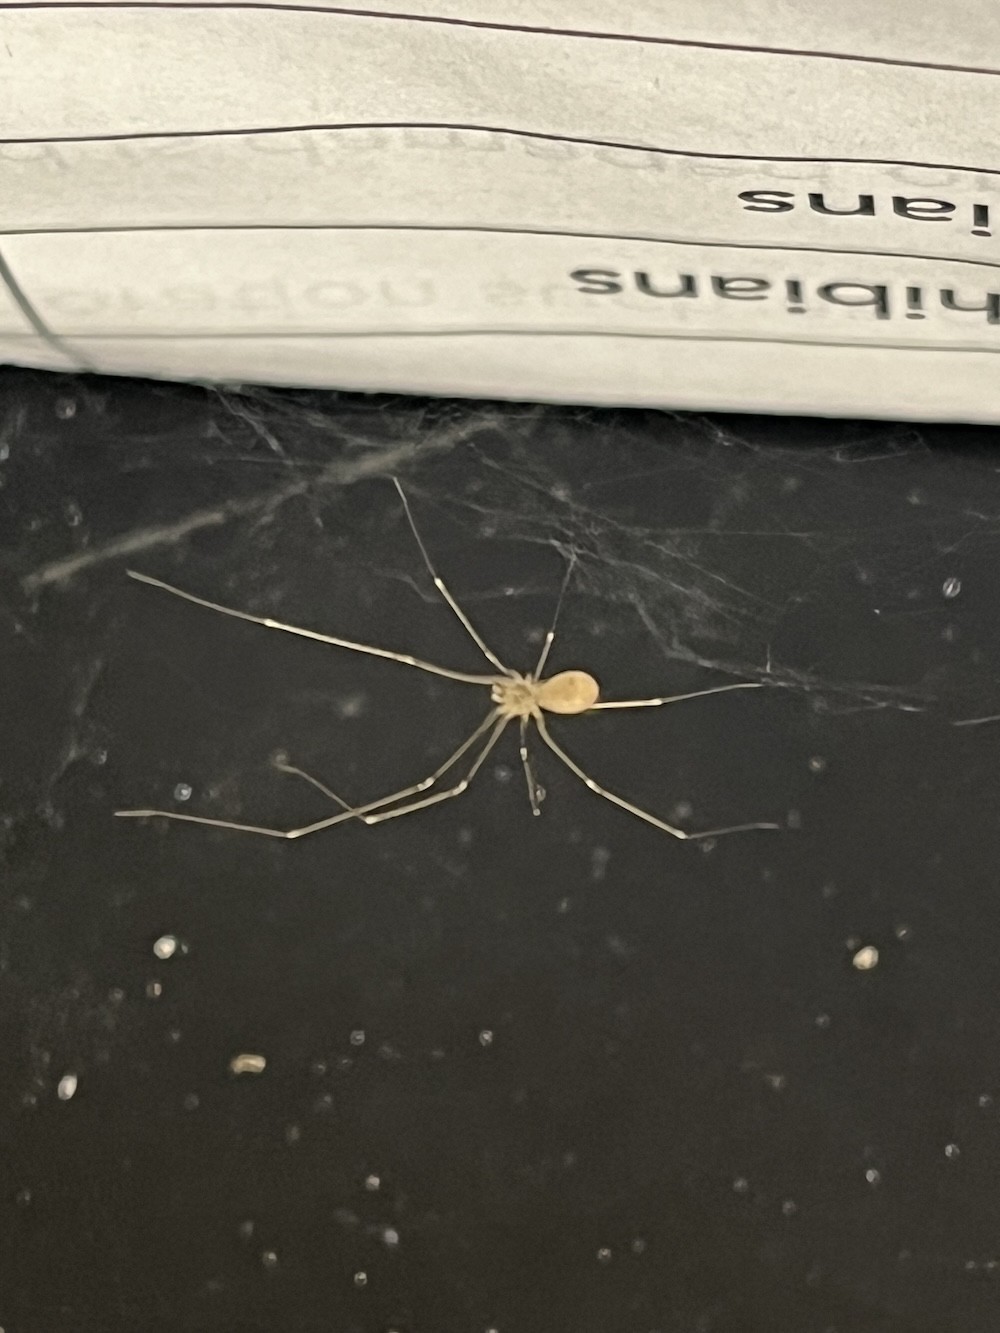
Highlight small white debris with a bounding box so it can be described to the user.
[173,783,193,802]
[153,935,178,960]
[261,1250,278,1270]
[945,1142,961,1160]
[942,577,962,599]
[865,1168,882,1186]
[364,1174,381,1192]
[349,1029,366,1047]
[478,1029,494,1047]
[596,1247,612,1264]
[381,1227,400,1248]
[590,846,611,881]
[57,1073,78,1101]
[229,1053,267,1075]
[852,945,880,971]
[353,1270,368,1288]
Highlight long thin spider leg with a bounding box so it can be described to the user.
[533,549,578,680]
[589,681,765,711]
[365,714,511,825]
[532,713,780,840]
[125,570,502,687]
[518,715,543,817]
[271,755,354,812]
[115,711,502,839]
[392,478,511,675]
[953,713,1000,727]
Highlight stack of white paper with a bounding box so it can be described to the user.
[3,1,1000,420]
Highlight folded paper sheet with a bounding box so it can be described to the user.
[4,1,1000,421]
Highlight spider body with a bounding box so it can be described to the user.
[492,670,601,718]
[116,479,778,842]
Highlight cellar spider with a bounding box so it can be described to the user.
[115,480,779,842]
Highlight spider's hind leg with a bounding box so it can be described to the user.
[519,716,545,817]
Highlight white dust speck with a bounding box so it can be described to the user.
[55,397,77,419]
[353,1270,368,1288]
[942,577,962,599]
[183,1093,200,1111]
[153,935,178,960]
[808,755,827,774]
[364,1173,381,1191]
[229,1053,267,1075]
[261,1250,278,1270]
[382,1227,400,1248]
[57,1073,78,1101]
[865,1168,882,1186]
[945,1142,961,1160]
[596,1246,612,1264]
[630,1237,647,1255]
[336,692,368,719]
[478,1029,494,1047]
[173,783,193,802]
[590,846,611,881]
[894,923,912,941]
[781,1199,798,1217]
[978,1094,994,1110]
[764,1073,787,1092]
[852,945,880,971]
[814,1013,832,1029]
[238,1220,254,1240]
[349,1029,366,1047]
[732,1177,750,1194]
[493,764,512,784]
[145,981,163,999]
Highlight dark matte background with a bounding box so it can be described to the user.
[3,366,1000,1333]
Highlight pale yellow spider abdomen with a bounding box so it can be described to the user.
[535,670,600,715]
